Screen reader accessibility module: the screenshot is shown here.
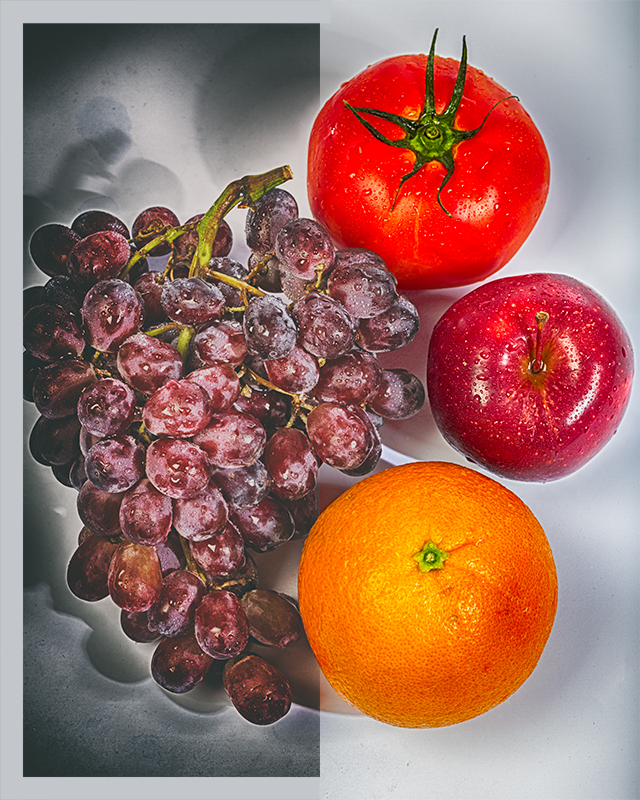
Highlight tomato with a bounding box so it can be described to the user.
[307,32,550,290]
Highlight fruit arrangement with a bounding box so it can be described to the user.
[24,165,425,725]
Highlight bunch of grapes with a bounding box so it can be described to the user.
[24,166,425,726]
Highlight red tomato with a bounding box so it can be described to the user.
[307,34,550,290]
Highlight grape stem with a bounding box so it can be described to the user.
[177,534,209,585]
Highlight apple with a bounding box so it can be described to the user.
[426,273,634,481]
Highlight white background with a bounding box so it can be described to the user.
[3,1,638,799]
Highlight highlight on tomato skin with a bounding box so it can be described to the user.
[307,31,550,291]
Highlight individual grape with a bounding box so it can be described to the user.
[67,230,132,287]
[211,460,272,510]
[142,379,212,438]
[339,417,382,477]
[77,377,136,437]
[41,274,85,316]
[71,209,130,239]
[233,387,291,434]
[132,206,180,256]
[207,553,259,598]
[305,401,377,471]
[357,295,420,352]
[189,521,246,576]
[172,215,233,262]
[151,628,214,693]
[222,653,291,725]
[147,569,207,637]
[313,350,382,406]
[194,589,249,659]
[275,217,335,281]
[32,358,97,419]
[82,278,144,352]
[29,223,81,278]
[160,277,225,325]
[184,364,241,412]
[107,540,163,612]
[241,589,303,649]
[193,410,266,469]
[230,496,294,552]
[116,332,183,395]
[367,368,426,419]
[333,246,388,272]
[76,481,124,537]
[66,534,119,602]
[242,294,297,361]
[31,413,81,466]
[292,292,356,359]
[264,345,320,395]
[193,319,247,367]
[155,529,186,576]
[84,434,146,493]
[263,427,318,501]
[326,259,398,319]
[172,481,229,541]
[120,609,162,643]
[133,272,166,325]
[282,488,319,540]
[245,188,299,255]
[146,438,211,500]
[248,254,282,294]
[24,304,85,362]
[206,256,249,308]
[119,478,173,546]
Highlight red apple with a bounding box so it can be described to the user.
[426,273,634,481]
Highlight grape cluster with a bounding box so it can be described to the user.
[24,167,425,726]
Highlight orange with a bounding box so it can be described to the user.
[298,461,558,727]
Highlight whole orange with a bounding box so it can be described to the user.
[298,461,558,727]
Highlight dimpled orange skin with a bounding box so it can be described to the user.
[298,461,558,728]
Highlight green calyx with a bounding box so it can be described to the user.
[413,540,449,572]
[344,28,517,215]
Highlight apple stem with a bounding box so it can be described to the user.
[531,311,549,373]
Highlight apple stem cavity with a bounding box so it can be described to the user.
[530,311,549,374]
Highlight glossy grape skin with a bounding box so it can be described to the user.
[326,260,398,319]
[77,481,124,537]
[172,215,233,262]
[31,414,81,466]
[313,350,382,406]
[357,295,420,352]
[107,541,163,612]
[245,187,299,255]
[242,294,297,360]
[368,368,425,419]
[151,629,214,693]
[116,332,183,395]
[230,495,294,552]
[241,589,303,648]
[119,478,173,546]
[306,401,377,470]
[145,438,211,500]
[292,292,356,360]
[29,223,81,278]
[71,209,130,239]
[133,272,166,325]
[120,609,162,643]
[275,217,335,281]
[155,529,186,576]
[132,206,180,256]
[142,379,212,438]
[193,411,266,469]
[184,364,241,413]
[66,534,119,602]
[84,434,146,493]
[23,304,85,362]
[233,388,290,433]
[193,320,248,368]
[263,427,318,501]
[147,569,207,637]
[67,230,132,287]
[82,279,144,353]
[172,481,229,542]
[333,246,388,272]
[211,460,272,510]
[77,377,136,437]
[264,345,320,395]
[222,653,291,725]
[194,589,249,659]
[33,358,97,420]
[160,277,225,325]
[189,522,245,576]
